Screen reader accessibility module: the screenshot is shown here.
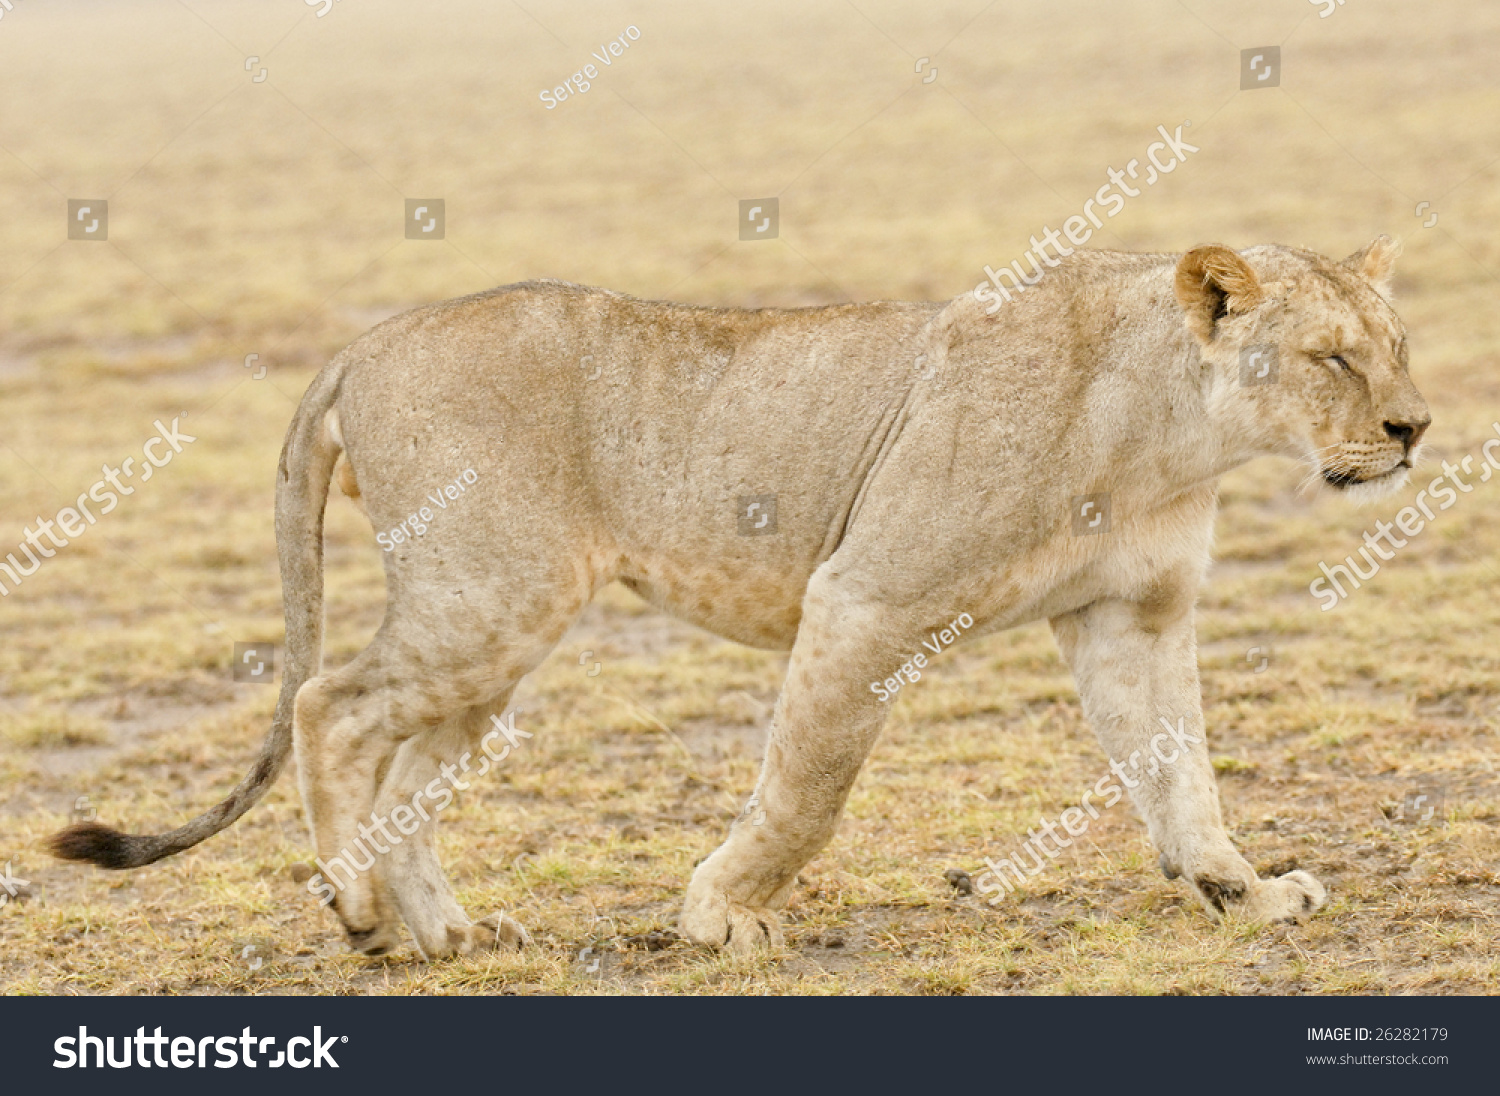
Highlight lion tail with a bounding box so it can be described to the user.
[48,358,347,869]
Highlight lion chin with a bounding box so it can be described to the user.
[1324,461,1412,504]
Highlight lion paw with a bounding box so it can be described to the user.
[1244,870,1326,924]
[680,891,784,955]
[345,924,403,957]
[1191,867,1325,924]
[441,913,530,957]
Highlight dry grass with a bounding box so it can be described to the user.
[2,0,1499,995]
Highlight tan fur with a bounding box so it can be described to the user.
[272,239,1429,957]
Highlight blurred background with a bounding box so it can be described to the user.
[2,0,1497,341]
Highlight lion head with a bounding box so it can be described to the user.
[1174,236,1430,500]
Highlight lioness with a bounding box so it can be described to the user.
[51,238,1428,958]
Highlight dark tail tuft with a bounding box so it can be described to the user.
[48,822,144,870]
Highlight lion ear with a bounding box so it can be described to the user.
[1342,235,1400,298]
[1174,245,1264,343]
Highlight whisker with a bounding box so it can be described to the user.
[1295,466,1326,496]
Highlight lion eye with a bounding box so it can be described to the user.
[1328,354,1352,372]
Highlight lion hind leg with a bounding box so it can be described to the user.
[375,694,532,959]
[294,659,413,955]
[295,631,555,957]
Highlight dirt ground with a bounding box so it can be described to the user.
[1,0,1498,994]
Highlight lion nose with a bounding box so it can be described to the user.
[1384,417,1430,451]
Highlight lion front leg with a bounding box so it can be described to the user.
[1050,593,1325,924]
[680,570,904,954]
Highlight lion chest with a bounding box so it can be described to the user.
[974,491,1217,632]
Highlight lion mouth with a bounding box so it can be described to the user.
[1322,458,1411,489]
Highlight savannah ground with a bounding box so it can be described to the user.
[1,0,1499,995]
